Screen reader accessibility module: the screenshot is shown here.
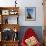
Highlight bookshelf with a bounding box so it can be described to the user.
[0,7,20,46]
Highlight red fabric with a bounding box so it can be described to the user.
[21,28,41,46]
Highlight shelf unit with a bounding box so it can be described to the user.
[0,7,19,24]
[0,7,20,46]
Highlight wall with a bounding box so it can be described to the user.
[18,0,44,26]
[18,26,44,44]
[0,0,44,26]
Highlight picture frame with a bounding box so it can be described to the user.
[25,7,36,21]
[2,10,9,15]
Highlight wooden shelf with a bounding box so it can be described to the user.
[2,40,19,42]
[1,40,19,46]
[0,7,19,24]
[0,24,20,32]
[0,7,20,46]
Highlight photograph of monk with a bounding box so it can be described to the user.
[25,7,36,21]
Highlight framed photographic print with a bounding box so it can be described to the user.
[25,7,36,21]
[2,10,9,15]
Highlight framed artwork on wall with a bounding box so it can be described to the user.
[25,7,36,21]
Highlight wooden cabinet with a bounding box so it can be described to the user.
[0,7,20,46]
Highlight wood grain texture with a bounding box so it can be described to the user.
[0,41,19,46]
[0,24,20,32]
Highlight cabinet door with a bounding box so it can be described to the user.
[2,10,9,15]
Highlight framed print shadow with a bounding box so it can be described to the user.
[25,7,36,21]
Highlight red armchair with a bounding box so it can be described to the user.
[21,28,41,46]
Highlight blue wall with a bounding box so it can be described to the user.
[18,26,44,44]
